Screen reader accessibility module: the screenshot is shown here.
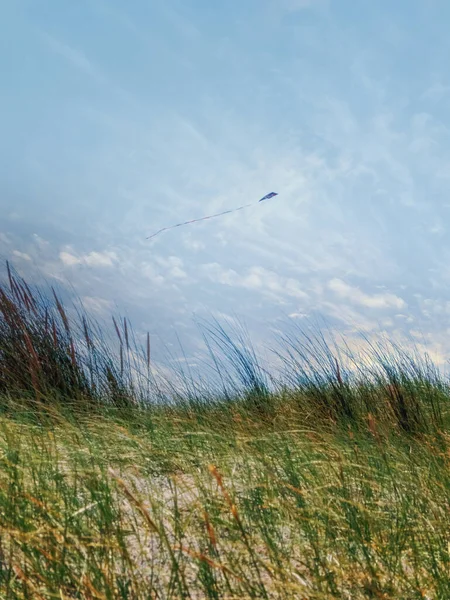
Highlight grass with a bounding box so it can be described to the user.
[0,263,450,598]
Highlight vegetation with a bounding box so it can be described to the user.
[0,262,449,598]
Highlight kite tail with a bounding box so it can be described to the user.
[146,193,278,239]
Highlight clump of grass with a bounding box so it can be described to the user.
[0,263,149,409]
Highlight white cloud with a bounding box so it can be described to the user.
[59,252,80,267]
[154,256,187,279]
[59,250,117,268]
[140,262,166,286]
[328,278,406,310]
[182,236,206,251]
[418,297,450,319]
[12,250,31,261]
[321,301,381,332]
[32,234,49,248]
[202,263,309,302]
[84,251,117,267]
[81,295,114,315]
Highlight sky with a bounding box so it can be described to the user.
[2,0,450,374]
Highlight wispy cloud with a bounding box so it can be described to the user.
[0,233,11,246]
[202,263,309,302]
[81,295,114,315]
[38,32,100,79]
[12,250,31,261]
[328,278,406,310]
[60,250,117,268]
[154,256,188,280]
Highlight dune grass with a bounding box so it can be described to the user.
[1,263,450,598]
[1,403,449,599]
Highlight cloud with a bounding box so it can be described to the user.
[59,250,117,268]
[12,250,31,261]
[32,235,50,248]
[328,278,406,310]
[288,312,308,319]
[39,32,99,79]
[59,252,80,267]
[85,251,117,267]
[81,295,114,315]
[154,256,188,280]
[421,82,450,103]
[182,236,206,251]
[202,263,309,302]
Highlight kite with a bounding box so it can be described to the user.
[146,192,278,239]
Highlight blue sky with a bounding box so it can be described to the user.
[2,0,450,371]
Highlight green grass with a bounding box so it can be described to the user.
[0,404,449,599]
[1,263,450,598]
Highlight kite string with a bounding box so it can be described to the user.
[146,201,254,239]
